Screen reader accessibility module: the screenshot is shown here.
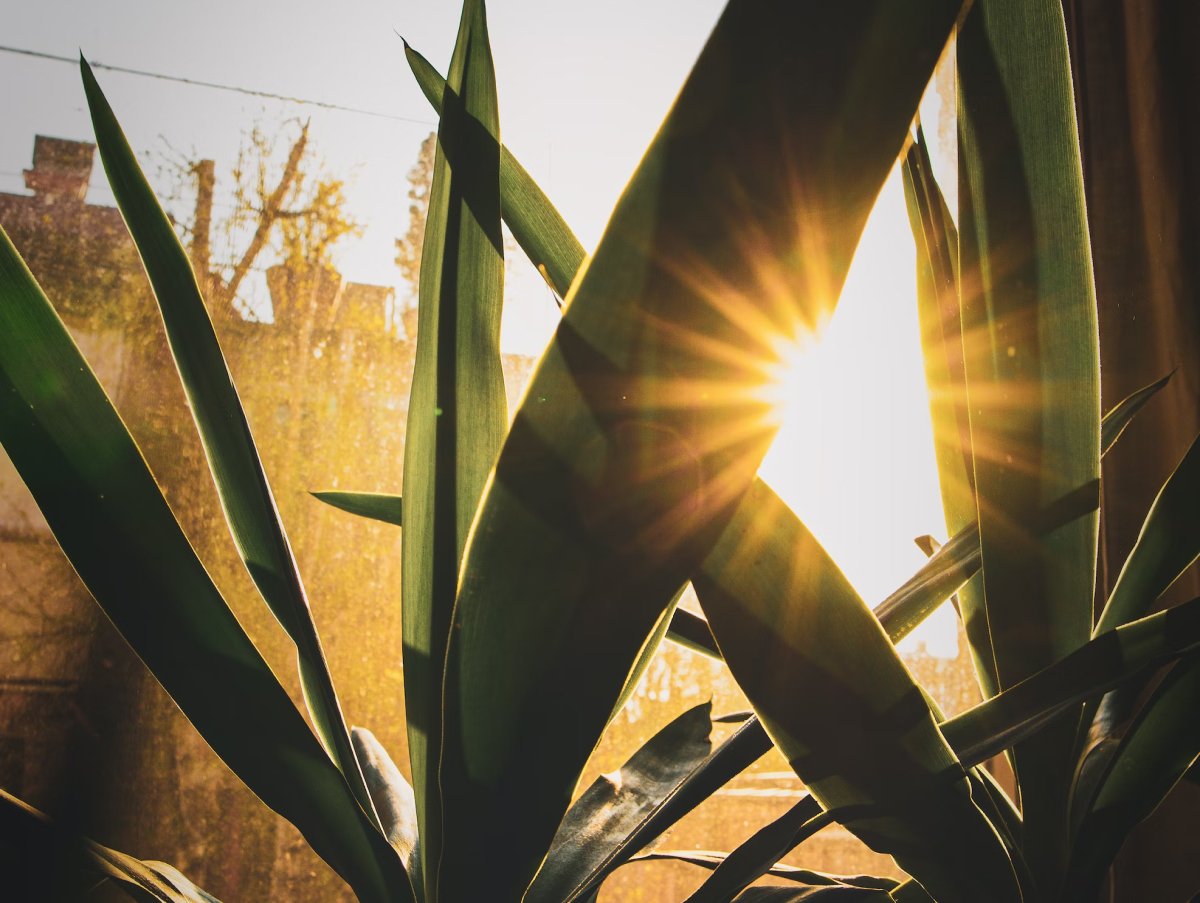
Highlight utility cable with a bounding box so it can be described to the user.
[0,44,436,126]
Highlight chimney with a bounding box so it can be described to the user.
[337,282,395,336]
[24,136,95,203]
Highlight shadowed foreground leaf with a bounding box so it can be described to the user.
[0,228,408,903]
[436,5,962,897]
[1066,653,1200,900]
[731,885,894,902]
[525,701,715,903]
[0,788,220,903]
[630,850,899,891]
[695,480,1020,902]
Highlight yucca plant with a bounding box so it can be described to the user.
[1,1,1198,901]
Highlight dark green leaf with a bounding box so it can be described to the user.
[876,373,1167,642]
[576,714,775,902]
[630,850,898,891]
[400,0,507,890]
[901,127,995,697]
[1098,372,1172,454]
[0,228,408,903]
[436,4,963,898]
[682,796,824,901]
[1094,430,1200,635]
[81,60,378,824]
[403,41,584,300]
[1067,653,1200,899]
[943,594,1200,764]
[695,480,1020,902]
[525,702,715,903]
[667,606,721,658]
[731,885,894,902]
[312,490,404,527]
[958,0,1101,882]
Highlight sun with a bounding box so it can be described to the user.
[757,164,960,658]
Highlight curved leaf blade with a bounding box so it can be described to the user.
[944,594,1200,764]
[525,701,715,903]
[400,0,507,892]
[1095,430,1200,636]
[1067,654,1200,899]
[313,490,404,527]
[695,480,1020,902]
[80,60,378,824]
[958,0,1101,883]
[0,230,408,902]
[403,41,584,300]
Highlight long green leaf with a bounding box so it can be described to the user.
[901,127,998,697]
[579,714,774,901]
[1094,431,1200,636]
[731,885,895,902]
[630,851,899,892]
[400,1,507,895]
[958,2,1101,883]
[525,702,715,903]
[434,4,963,897]
[0,229,408,902]
[313,490,404,527]
[1066,654,1200,901]
[876,372,1169,640]
[943,594,1200,764]
[0,788,220,903]
[683,796,824,902]
[80,60,380,826]
[695,480,1019,901]
[1072,431,1200,807]
[403,41,584,300]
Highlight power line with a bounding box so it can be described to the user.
[0,44,437,127]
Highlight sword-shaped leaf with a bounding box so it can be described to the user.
[1094,431,1200,636]
[313,491,403,527]
[1066,654,1200,900]
[731,884,895,902]
[1074,431,1200,804]
[695,479,1020,902]
[403,41,583,301]
[435,4,963,897]
[81,61,379,825]
[400,0,507,894]
[957,0,1101,884]
[0,230,409,903]
[525,701,715,903]
[630,851,899,892]
[943,594,1200,764]
[901,127,997,696]
[877,373,1168,639]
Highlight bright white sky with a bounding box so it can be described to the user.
[1,1,960,655]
